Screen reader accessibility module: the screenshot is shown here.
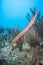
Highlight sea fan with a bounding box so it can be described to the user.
[25,28,40,47]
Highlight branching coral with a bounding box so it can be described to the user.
[25,28,40,47]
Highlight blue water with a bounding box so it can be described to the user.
[0,0,43,30]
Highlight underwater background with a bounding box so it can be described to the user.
[0,0,43,29]
[0,0,43,65]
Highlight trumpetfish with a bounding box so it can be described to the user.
[7,11,38,50]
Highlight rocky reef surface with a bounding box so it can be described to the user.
[0,27,43,65]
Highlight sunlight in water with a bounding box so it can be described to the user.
[0,0,36,29]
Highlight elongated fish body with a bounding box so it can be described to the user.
[7,11,38,50]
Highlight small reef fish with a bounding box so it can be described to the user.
[7,11,38,51]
